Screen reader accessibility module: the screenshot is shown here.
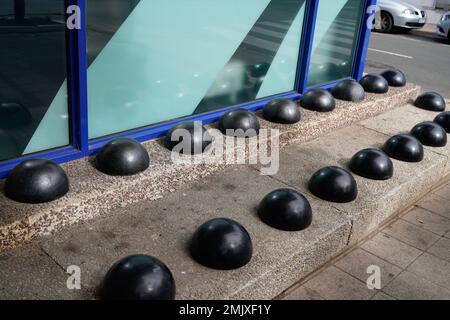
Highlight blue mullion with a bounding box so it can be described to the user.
[296,0,319,94]
[70,0,89,153]
[352,0,378,80]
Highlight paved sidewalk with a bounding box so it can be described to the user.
[282,181,450,300]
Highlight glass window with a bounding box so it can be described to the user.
[86,0,307,139]
[0,0,70,162]
[307,0,364,87]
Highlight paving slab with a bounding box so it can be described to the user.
[382,219,440,251]
[407,252,450,290]
[40,167,351,300]
[334,248,401,289]
[361,233,422,268]
[433,183,450,201]
[416,193,450,219]
[427,237,450,262]
[383,271,450,300]
[302,266,375,300]
[401,206,450,236]
[359,103,450,174]
[255,125,447,243]
[0,244,90,300]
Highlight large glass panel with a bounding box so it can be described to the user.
[0,0,70,161]
[307,0,364,87]
[86,0,306,139]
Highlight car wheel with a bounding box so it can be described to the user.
[380,12,394,33]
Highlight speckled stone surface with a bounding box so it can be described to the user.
[257,83,420,148]
[0,84,420,252]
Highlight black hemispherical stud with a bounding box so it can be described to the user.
[96,138,150,176]
[98,255,176,300]
[383,134,424,162]
[164,121,212,154]
[258,188,312,231]
[5,159,69,204]
[349,149,394,180]
[218,109,260,137]
[262,99,301,124]
[0,102,32,129]
[190,218,253,270]
[410,121,447,147]
[380,69,406,87]
[434,112,450,133]
[300,88,336,112]
[331,80,365,102]
[359,74,389,94]
[414,92,446,112]
[308,166,358,203]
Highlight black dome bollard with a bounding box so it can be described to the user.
[164,121,212,154]
[300,88,336,112]
[218,109,260,137]
[262,99,301,124]
[359,74,389,94]
[308,166,358,203]
[98,255,176,300]
[190,218,253,270]
[434,112,450,133]
[414,92,446,112]
[5,159,69,204]
[331,80,365,102]
[380,69,406,87]
[0,102,32,129]
[349,149,394,180]
[96,138,150,176]
[383,134,424,162]
[258,188,312,231]
[410,121,447,147]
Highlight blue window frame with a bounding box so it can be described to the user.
[0,0,376,179]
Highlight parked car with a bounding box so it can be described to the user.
[437,11,450,41]
[376,0,427,33]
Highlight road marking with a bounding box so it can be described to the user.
[368,48,413,59]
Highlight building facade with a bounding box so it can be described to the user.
[0,0,376,178]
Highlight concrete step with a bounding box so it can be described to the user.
[0,84,420,252]
[1,90,449,300]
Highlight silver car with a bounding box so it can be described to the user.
[437,11,450,41]
[377,0,427,33]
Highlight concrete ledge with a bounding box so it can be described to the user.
[0,83,420,251]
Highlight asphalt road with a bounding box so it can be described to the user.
[365,31,450,98]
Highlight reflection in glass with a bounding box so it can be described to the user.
[307,0,364,87]
[86,0,306,139]
[0,0,69,161]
